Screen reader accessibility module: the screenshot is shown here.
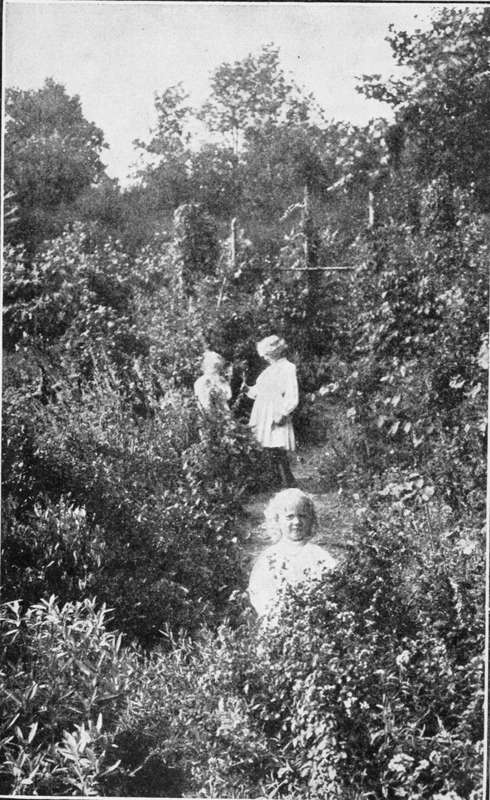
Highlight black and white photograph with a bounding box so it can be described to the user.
[2,2,488,797]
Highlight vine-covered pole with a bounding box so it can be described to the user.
[303,183,320,293]
[368,190,375,228]
[230,216,237,271]
[279,184,352,272]
[217,217,237,309]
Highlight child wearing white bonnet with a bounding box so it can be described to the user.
[243,335,299,487]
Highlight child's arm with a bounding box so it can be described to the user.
[244,383,258,400]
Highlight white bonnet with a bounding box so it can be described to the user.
[257,335,287,359]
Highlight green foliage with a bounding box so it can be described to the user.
[332,181,488,511]
[199,43,312,151]
[3,225,145,377]
[2,370,253,645]
[103,621,274,798]
[172,202,220,296]
[360,7,490,209]
[2,502,483,797]
[133,84,193,217]
[0,597,135,796]
[93,499,484,799]
[135,83,193,158]
[189,143,241,220]
[183,408,268,496]
[5,78,108,251]
[3,15,487,797]
[2,497,101,609]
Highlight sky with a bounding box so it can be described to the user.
[4,1,452,185]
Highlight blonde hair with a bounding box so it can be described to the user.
[201,350,225,373]
[264,488,318,542]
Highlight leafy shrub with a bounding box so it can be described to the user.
[3,227,147,376]
[1,497,483,798]
[333,183,488,505]
[2,374,252,645]
[110,496,484,799]
[103,619,275,798]
[1,496,101,608]
[0,597,135,796]
[183,406,273,496]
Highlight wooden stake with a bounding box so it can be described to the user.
[230,217,237,270]
[217,217,237,308]
[278,266,353,271]
[368,191,375,228]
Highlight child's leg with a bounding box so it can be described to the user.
[276,448,297,488]
[264,448,282,489]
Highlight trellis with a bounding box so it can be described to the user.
[218,184,374,306]
[277,184,375,273]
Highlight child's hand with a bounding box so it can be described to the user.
[273,415,287,427]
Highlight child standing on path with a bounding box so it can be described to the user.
[244,335,298,488]
[248,489,337,618]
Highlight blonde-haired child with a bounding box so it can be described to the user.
[194,350,232,414]
[248,489,337,617]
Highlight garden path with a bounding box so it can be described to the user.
[238,444,357,569]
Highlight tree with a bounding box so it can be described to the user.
[359,7,490,209]
[133,84,192,214]
[200,44,293,153]
[189,144,240,222]
[132,47,353,253]
[4,78,108,251]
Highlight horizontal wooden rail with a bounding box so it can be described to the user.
[277,266,354,271]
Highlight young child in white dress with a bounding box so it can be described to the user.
[248,489,337,618]
[243,335,299,487]
[194,350,232,414]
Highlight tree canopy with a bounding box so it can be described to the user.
[5,78,108,251]
[360,7,490,209]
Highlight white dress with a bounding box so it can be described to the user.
[247,358,298,450]
[248,540,337,617]
[194,374,232,413]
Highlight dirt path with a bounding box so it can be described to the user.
[238,444,356,567]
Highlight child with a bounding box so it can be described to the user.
[194,350,232,414]
[248,489,337,617]
[244,335,298,487]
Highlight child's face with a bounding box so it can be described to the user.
[278,500,312,542]
[205,361,222,375]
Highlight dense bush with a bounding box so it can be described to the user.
[3,227,146,376]
[2,501,483,798]
[2,371,266,645]
[88,496,484,799]
[321,182,488,507]
[1,496,101,609]
[0,597,135,796]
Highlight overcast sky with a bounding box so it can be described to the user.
[5,2,456,185]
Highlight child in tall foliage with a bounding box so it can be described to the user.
[248,488,337,617]
[194,350,232,415]
[243,335,298,488]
